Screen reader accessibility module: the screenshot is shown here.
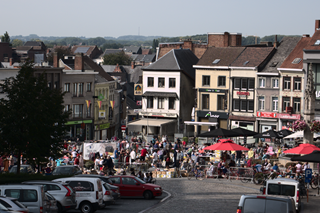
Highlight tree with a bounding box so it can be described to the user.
[103,51,131,65]
[12,39,24,47]
[0,62,70,174]
[1,31,10,43]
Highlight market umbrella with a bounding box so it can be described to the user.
[203,139,249,151]
[277,129,293,138]
[283,143,320,155]
[253,129,280,138]
[232,127,258,136]
[284,131,320,139]
[291,150,320,162]
[198,128,239,138]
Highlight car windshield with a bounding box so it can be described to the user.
[53,167,73,174]
[0,203,8,211]
[135,177,146,184]
[13,200,26,208]
[9,166,28,173]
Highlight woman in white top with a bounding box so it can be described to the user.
[94,157,101,170]
[130,150,136,163]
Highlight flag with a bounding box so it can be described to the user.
[85,100,91,109]
[98,101,102,109]
[110,100,114,109]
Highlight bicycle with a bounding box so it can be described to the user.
[310,173,319,189]
[187,167,205,180]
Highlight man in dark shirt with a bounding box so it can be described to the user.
[236,150,242,167]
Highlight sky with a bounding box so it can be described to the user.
[1,0,320,39]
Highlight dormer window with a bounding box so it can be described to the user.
[292,58,302,64]
[314,40,320,45]
[243,61,249,66]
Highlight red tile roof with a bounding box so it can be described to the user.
[197,47,245,66]
[280,36,311,69]
[303,30,320,50]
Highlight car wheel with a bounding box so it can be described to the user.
[57,202,63,213]
[143,190,153,200]
[80,202,93,213]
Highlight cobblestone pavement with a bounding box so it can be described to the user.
[146,178,319,213]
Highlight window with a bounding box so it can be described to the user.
[73,104,83,118]
[294,77,301,91]
[68,181,94,191]
[202,76,210,86]
[258,96,265,110]
[73,83,78,96]
[169,78,176,88]
[45,184,61,191]
[241,79,247,90]
[234,78,240,89]
[218,76,226,86]
[233,99,240,111]
[293,98,301,112]
[122,177,137,185]
[240,100,247,111]
[48,82,52,88]
[65,105,70,112]
[87,82,92,92]
[158,97,164,109]
[202,94,209,109]
[169,97,175,109]
[86,104,91,117]
[5,189,38,202]
[272,78,279,88]
[272,97,278,111]
[147,77,154,87]
[217,95,225,110]
[248,100,254,111]
[109,177,120,184]
[248,79,255,90]
[283,97,290,112]
[283,77,291,90]
[259,78,265,88]
[147,97,153,108]
[79,83,84,96]
[64,83,70,92]
[158,78,165,88]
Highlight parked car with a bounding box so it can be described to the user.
[9,165,35,174]
[0,196,29,213]
[237,194,296,213]
[260,178,301,211]
[53,177,104,213]
[52,166,82,176]
[100,181,114,206]
[74,175,120,201]
[45,192,58,213]
[108,175,162,199]
[0,184,50,213]
[22,180,77,212]
[0,202,20,213]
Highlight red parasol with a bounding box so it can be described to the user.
[203,140,249,151]
[283,143,320,155]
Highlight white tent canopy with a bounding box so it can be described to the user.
[284,131,320,139]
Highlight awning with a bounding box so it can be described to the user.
[184,121,218,126]
[142,92,179,99]
[128,118,176,127]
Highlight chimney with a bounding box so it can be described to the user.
[303,34,310,37]
[74,53,84,71]
[273,35,279,47]
[53,52,59,68]
[131,61,135,69]
[224,32,230,47]
[9,58,13,66]
[316,20,320,32]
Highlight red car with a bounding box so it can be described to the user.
[108,175,162,199]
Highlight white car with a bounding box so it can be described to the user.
[53,177,104,213]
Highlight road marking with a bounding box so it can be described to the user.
[138,190,171,213]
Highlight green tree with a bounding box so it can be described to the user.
[12,39,24,47]
[103,51,131,65]
[1,31,10,43]
[0,62,70,173]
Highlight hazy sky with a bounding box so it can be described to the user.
[1,0,320,38]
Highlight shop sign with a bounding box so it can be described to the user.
[237,91,250,96]
[256,111,277,118]
[205,112,220,118]
[134,84,143,95]
[65,120,92,125]
[140,111,177,117]
[136,100,142,106]
[199,88,227,93]
[277,113,300,120]
[99,123,110,130]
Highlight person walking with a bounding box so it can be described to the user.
[236,150,242,166]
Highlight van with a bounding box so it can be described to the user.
[54,177,104,213]
[261,178,301,211]
[237,194,296,213]
[0,184,50,213]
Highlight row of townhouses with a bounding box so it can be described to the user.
[128,19,320,141]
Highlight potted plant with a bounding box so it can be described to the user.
[309,120,320,133]
[293,120,307,131]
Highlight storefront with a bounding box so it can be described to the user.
[94,123,110,140]
[256,111,278,132]
[278,113,300,131]
[229,115,256,131]
[197,111,229,131]
[65,120,93,141]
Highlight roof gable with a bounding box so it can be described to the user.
[304,30,320,50]
[231,47,275,68]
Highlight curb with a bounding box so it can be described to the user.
[138,190,172,213]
